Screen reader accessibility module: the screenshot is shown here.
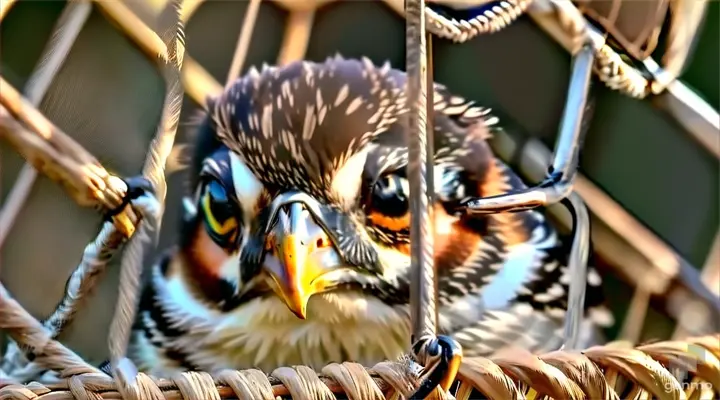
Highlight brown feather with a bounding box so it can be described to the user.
[368,211,411,232]
[478,158,530,246]
[180,223,234,302]
[434,204,481,271]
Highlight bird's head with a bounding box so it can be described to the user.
[180,57,496,319]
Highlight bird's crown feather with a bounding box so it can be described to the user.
[208,56,412,200]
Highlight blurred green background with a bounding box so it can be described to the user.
[1,0,718,364]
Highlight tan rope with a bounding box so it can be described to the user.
[92,0,169,64]
[0,80,126,212]
[0,84,136,238]
[0,334,717,399]
[658,0,708,92]
[0,0,184,385]
[526,0,652,98]
[1,223,128,383]
[105,2,186,399]
[226,0,261,84]
[0,5,95,363]
[0,0,182,386]
[594,43,651,98]
[383,0,533,42]
[0,0,92,248]
[0,0,17,22]
[0,285,100,379]
[276,10,316,66]
[426,0,534,41]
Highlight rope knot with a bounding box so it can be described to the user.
[409,334,463,399]
[103,176,154,219]
[103,176,155,237]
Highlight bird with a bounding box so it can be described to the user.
[127,56,614,384]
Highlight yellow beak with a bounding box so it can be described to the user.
[275,233,313,318]
[264,203,334,319]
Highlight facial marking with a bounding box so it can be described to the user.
[330,147,369,208]
[229,151,264,223]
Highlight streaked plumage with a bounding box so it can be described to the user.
[128,56,614,377]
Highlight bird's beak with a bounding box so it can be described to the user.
[263,202,337,319]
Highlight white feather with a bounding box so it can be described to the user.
[229,151,263,221]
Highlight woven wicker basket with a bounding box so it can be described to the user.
[1,0,718,399]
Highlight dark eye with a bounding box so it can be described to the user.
[372,174,410,216]
[367,174,411,232]
[199,178,241,248]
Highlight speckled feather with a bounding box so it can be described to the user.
[209,57,406,204]
[129,56,614,376]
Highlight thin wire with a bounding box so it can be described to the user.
[560,192,590,350]
[465,42,596,215]
[406,0,437,342]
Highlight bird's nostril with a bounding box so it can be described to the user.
[316,237,332,248]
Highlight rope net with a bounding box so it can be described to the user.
[0,0,718,399]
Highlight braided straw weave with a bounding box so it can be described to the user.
[2,281,719,399]
[1,0,718,399]
[2,281,719,400]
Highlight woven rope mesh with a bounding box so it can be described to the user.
[0,0,718,399]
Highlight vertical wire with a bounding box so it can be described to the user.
[406,0,437,341]
[226,0,261,84]
[560,192,590,350]
[426,32,437,331]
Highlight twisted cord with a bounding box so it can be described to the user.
[3,251,715,399]
[1,222,127,383]
[422,0,655,98]
[396,0,654,97]
[0,79,127,212]
[0,0,92,248]
[406,0,438,344]
[0,285,101,379]
[0,0,185,388]
[426,0,533,42]
[0,335,716,399]
[106,2,186,398]
[528,0,651,98]
[594,44,650,98]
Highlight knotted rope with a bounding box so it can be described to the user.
[0,0,185,390]
[0,289,718,400]
[100,2,186,399]
[386,0,653,98]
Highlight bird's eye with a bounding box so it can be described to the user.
[199,178,240,249]
[367,174,411,231]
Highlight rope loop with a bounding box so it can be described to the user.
[322,363,385,400]
[426,0,533,42]
[173,371,221,400]
[103,176,154,221]
[272,366,336,400]
[214,369,275,400]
